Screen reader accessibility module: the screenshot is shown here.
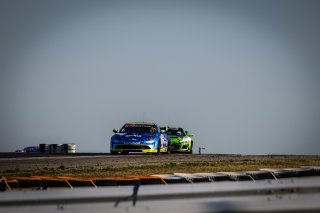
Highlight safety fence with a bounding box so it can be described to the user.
[1,166,319,191]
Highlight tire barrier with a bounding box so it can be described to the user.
[2,166,320,191]
[113,177,141,186]
[151,174,189,184]
[302,166,320,175]
[33,176,71,189]
[216,172,253,181]
[172,173,212,183]
[3,177,42,189]
[56,177,96,188]
[0,179,5,191]
[259,168,312,179]
[134,176,166,185]
[287,167,318,177]
[245,171,276,180]
[12,177,42,189]
[211,173,233,181]
[192,173,216,182]
[92,178,117,187]
[4,179,19,189]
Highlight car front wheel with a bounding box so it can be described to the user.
[157,140,161,154]
[166,140,171,154]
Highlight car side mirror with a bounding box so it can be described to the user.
[113,129,118,133]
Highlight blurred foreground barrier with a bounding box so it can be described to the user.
[1,176,320,212]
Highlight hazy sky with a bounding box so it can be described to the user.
[1,0,319,154]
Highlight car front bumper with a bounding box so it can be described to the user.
[169,143,190,152]
[111,144,158,153]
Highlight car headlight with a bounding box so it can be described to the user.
[112,135,123,143]
[180,140,188,144]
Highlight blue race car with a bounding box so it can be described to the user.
[23,146,40,153]
[110,122,170,154]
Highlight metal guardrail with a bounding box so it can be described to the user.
[1,176,320,212]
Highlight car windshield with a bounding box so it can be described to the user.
[167,129,184,136]
[120,125,157,134]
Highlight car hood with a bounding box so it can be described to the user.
[114,133,155,140]
[167,135,183,139]
[167,135,183,143]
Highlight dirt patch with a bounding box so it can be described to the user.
[0,154,319,178]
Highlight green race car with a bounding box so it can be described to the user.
[162,127,193,154]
